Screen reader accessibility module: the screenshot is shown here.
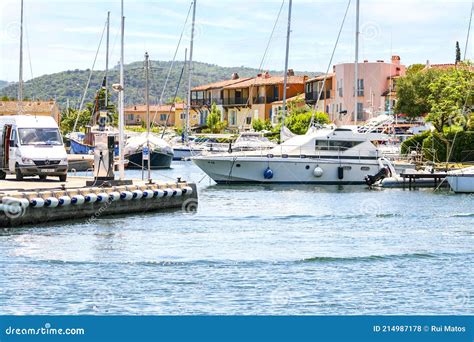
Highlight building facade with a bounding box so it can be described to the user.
[305,55,406,123]
[222,71,306,130]
[0,100,61,123]
[124,103,195,128]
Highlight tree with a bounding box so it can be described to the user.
[426,67,472,132]
[205,102,226,133]
[1,96,9,101]
[60,108,92,134]
[284,109,329,135]
[456,41,461,64]
[395,68,440,120]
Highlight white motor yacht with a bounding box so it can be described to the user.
[192,127,392,184]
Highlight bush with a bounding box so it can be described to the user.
[400,130,430,155]
[421,131,474,163]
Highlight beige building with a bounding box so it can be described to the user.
[0,100,61,123]
[222,71,306,130]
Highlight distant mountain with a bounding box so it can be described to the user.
[0,80,10,90]
[0,61,317,109]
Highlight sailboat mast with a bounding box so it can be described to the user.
[105,11,110,108]
[18,0,24,113]
[118,0,125,180]
[145,52,151,181]
[281,0,292,127]
[185,0,196,142]
[354,0,360,125]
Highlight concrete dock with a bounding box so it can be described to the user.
[0,176,197,227]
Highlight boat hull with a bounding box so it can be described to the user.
[192,155,381,184]
[69,139,94,155]
[126,151,173,169]
[447,175,474,193]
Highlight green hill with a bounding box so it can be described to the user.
[0,80,10,89]
[0,61,316,109]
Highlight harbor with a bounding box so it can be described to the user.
[1,162,473,315]
[0,0,473,328]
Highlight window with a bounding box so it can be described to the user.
[229,110,237,126]
[357,102,364,120]
[18,128,62,146]
[160,114,167,121]
[246,116,252,125]
[180,113,186,120]
[127,114,134,121]
[254,109,259,119]
[338,79,343,97]
[315,139,363,151]
[355,79,364,96]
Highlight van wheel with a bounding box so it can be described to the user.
[39,175,47,180]
[15,164,23,181]
[0,170,6,180]
[59,174,67,182]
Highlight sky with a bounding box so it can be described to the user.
[0,0,473,82]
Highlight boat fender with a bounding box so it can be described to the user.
[182,186,193,195]
[120,191,133,200]
[313,167,323,177]
[85,193,98,203]
[132,190,143,199]
[163,188,174,197]
[337,166,344,180]
[71,195,85,205]
[263,167,273,179]
[96,193,110,202]
[142,190,154,199]
[172,188,182,197]
[153,189,165,198]
[58,196,72,206]
[1,197,29,214]
[30,198,45,208]
[108,192,121,201]
[44,197,59,208]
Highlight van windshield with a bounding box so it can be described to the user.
[18,128,62,146]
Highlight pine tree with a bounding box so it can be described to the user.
[456,41,461,64]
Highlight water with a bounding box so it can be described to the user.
[0,162,473,315]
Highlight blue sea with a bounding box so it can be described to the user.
[0,162,472,314]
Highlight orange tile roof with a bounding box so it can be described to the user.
[224,75,307,89]
[191,77,253,91]
[306,73,335,83]
[0,100,58,113]
[125,103,185,112]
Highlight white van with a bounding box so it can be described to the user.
[0,115,68,181]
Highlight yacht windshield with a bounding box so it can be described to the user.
[18,128,62,146]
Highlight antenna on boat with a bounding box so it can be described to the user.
[18,0,24,114]
[185,0,196,144]
[144,52,151,182]
[280,0,292,137]
[105,11,110,109]
[354,0,360,126]
[118,0,126,180]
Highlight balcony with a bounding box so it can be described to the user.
[305,90,332,103]
[191,98,223,107]
[252,96,280,104]
[223,97,249,106]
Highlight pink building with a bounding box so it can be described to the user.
[305,55,406,123]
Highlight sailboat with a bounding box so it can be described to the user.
[124,53,174,169]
